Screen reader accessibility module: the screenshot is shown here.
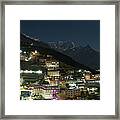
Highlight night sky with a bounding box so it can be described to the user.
[20,20,100,51]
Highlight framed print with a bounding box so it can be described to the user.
[0,0,120,119]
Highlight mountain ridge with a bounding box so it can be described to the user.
[48,40,100,69]
[20,33,99,74]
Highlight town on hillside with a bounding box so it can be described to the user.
[20,33,100,100]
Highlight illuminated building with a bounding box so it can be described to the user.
[45,57,60,86]
[29,50,40,62]
[65,88,81,99]
[94,74,100,80]
[32,85,59,99]
[84,71,91,80]
[20,70,42,85]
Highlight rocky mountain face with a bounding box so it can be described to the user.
[48,40,100,70]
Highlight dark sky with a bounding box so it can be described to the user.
[20,20,100,51]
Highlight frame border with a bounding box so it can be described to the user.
[0,0,119,119]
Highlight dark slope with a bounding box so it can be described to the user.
[48,41,100,69]
[20,33,99,74]
[63,45,100,69]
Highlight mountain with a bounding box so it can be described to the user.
[48,41,100,70]
[48,40,83,51]
[20,33,98,74]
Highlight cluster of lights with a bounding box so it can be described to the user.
[32,50,38,55]
[20,50,38,54]
[20,50,26,54]
[20,70,42,74]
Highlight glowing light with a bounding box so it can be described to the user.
[31,43,33,46]
[28,57,32,60]
[36,70,42,74]
[20,50,22,53]
[35,50,37,54]
[25,59,29,61]
[29,70,33,73]
[20,70,23,73]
